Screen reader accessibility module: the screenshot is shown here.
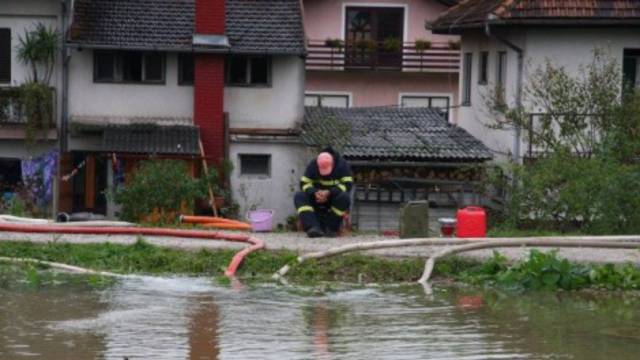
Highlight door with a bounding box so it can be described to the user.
[345,7,404,69]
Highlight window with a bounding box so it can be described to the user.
[345,7,404,68]
[479,51,489,85]
[178,53,194,85]
[462,52,473,106]
[305,93,350,108]
[496,51,507,102]
[496,51,507,86]
[226,56,270,86]
[0,29,11,83]
[400,95,450,120]
[623,49,640,91]
[94,50,165,83]
[239,154,271,176]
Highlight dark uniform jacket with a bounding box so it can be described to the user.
[300,147,353,197]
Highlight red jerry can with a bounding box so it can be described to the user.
[456,206,486,238]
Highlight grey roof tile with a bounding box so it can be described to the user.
[302,106,493,161]
[102,125,200,155]
[69,0,305,55]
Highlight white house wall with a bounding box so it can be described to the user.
[230,142,308,227]
[68,51,194,119]
[224,56,305,129]
[459,27,640,162]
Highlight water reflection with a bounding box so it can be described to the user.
[2,274,640,359]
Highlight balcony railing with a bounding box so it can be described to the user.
[0,86,56,127]
[306,40,460,72]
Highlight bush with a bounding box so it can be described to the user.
[484,49,640,235]
[113,160,204,223]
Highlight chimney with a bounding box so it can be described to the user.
[195,0,225,34]
[193,0,226,164]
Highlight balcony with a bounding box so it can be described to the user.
[0,86,57,139]
[306,40,460,73]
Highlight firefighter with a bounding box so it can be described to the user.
[294,147,353,237]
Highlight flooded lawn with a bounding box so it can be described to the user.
[1,271,640,359]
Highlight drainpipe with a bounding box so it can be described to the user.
[484,17,523,163]
[60,0,70,153]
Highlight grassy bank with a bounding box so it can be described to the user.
[1,239,639,291]
[0,239,474,284]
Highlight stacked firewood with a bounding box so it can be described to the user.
[352,166,483,184]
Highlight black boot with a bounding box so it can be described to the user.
[306,226,325,238]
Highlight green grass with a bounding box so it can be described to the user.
[0,238,477,284]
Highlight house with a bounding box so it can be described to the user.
[302,106,491,230]
[63,0,306,225]
[302,0,461,122]
[430,0,640,162]
[0,0,63,206]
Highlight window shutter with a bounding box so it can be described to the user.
[0,29,11,83]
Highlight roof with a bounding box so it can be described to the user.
[68,0,305,55]
[431,0,640,32]
[102,125,200,155]
[302,107,493,162]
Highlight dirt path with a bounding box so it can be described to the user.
[1,230,640,265]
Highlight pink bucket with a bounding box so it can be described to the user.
[246,209,274,232]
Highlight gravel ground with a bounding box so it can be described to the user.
[1,230,640,266]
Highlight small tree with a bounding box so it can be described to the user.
[15,23,58,145]
[17,23,59,85]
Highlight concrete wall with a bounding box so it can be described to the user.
[229,141,308,227]
[224,56,305,129]
[457,27,640,162]
[306,70,458,120]
[68,50,194,118]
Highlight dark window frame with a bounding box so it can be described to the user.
[178,53,194,86]
[0,28,11,83]
[93,50,166,84]
[305,93,350,108]
[225,55,272,87]
[478,51,489,85]
[496,51,507,102]
[462,52,473,106]
[239,154,271,177]
[400,95,451,120]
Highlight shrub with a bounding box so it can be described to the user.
[113,160,204,223]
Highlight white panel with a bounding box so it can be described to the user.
[401,96,429,107]
[321,95,349,108]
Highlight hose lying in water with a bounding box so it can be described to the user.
[0,222,265,277]
[0,256,128,278]
[273,236,640,282]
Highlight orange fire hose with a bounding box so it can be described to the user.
[0,222,264,277]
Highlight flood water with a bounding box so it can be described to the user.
[1,271,640,359]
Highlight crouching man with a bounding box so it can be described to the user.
[294,147,353,238]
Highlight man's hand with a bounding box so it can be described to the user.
[315,190,330,204]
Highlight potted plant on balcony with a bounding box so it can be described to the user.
[355,38,377,52]
[324,38,344,50]
[414,39,432,70]
[448,40,461,50]
[382,37,402,53]
[414,38,432,52]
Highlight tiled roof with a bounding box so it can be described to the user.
[69,0,305,55]
[302,107,493,161]
[431,0,640,31]
[102,125,200,155]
